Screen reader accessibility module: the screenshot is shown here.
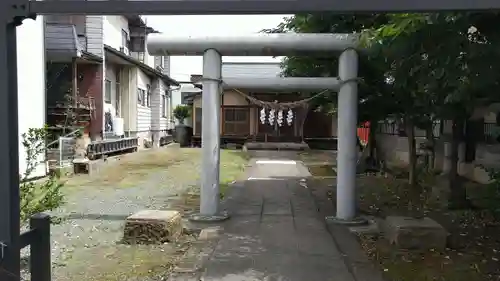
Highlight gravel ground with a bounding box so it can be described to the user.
[20,147,248,281]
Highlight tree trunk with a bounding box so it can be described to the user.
[405,117,417,187]
[448,117,470,209]
[299,105,309,142]
[425,124,435,171]
[368,119,378,166]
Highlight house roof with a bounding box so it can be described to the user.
[104,45,179,86]
[79,51,103,63]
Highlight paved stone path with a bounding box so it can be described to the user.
[199,156,358,281]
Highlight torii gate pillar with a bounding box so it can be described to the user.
[336,48,359,221]
[198,49,226,220]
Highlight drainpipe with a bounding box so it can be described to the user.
[128,68,133,137]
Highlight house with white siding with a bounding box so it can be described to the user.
[102,15,177,148]
[45,13,178,156]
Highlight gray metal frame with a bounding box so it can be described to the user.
[1,0,498,280]
[28,0,500,15]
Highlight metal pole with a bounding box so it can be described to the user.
[336,48,358,221]
[198,49,224,219]
[0,19,21,281]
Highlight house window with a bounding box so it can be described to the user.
[115,78,120,116]
[146,85,151,107]
[161,93,167,117]
[104,79,112,104]
[115,86,121,116]
[121,29,129,53]
[224,107,249,135]
[158,56,164,68]
[137,52,145,63]
[137,88,145,106]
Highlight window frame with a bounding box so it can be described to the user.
[104,79,112,104]
[137,88,146,106]
[223,107,250,135]
[121,29,129,50]
[161,93,167,117]
[146,84,151,108]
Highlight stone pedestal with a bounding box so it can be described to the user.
[383,216,447,250]
[123,210,182,244]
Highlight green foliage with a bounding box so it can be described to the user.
[20,126,64,222]
[270,12,500,203]
[263,13,393,122]
[173,105,191,124]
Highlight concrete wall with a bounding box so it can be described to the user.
[375,133,500,183]
[18,16,46,178]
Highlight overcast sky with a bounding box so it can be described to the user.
[144,15,290,82]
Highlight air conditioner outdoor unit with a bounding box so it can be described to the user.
[120,46,129,56]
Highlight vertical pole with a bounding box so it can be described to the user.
[200,49,221,216]
[30,213,51,281]
[59,137,63,168]
[0,20,21,281]
[336,48,358,221]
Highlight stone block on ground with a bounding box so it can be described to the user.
[383,216,447,250]
[123,210,182,244]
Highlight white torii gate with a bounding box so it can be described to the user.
[148,33,360,222]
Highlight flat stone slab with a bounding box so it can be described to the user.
[383,216,447,250]
[123,210,182,244]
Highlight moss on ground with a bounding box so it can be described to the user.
[355,175,500,281]
[54,240,195,281]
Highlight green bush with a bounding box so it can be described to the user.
[173,105,191,124]
[20,126,65,222]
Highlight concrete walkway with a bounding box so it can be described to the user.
[195,155,383,281]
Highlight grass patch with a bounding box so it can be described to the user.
[167,149,249,215]
[63,147,197,189]
[307,164,337,177]
[297,150,336,165]
[355,174,500,281]
[63,148,248,192]
[219,150,249,198]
